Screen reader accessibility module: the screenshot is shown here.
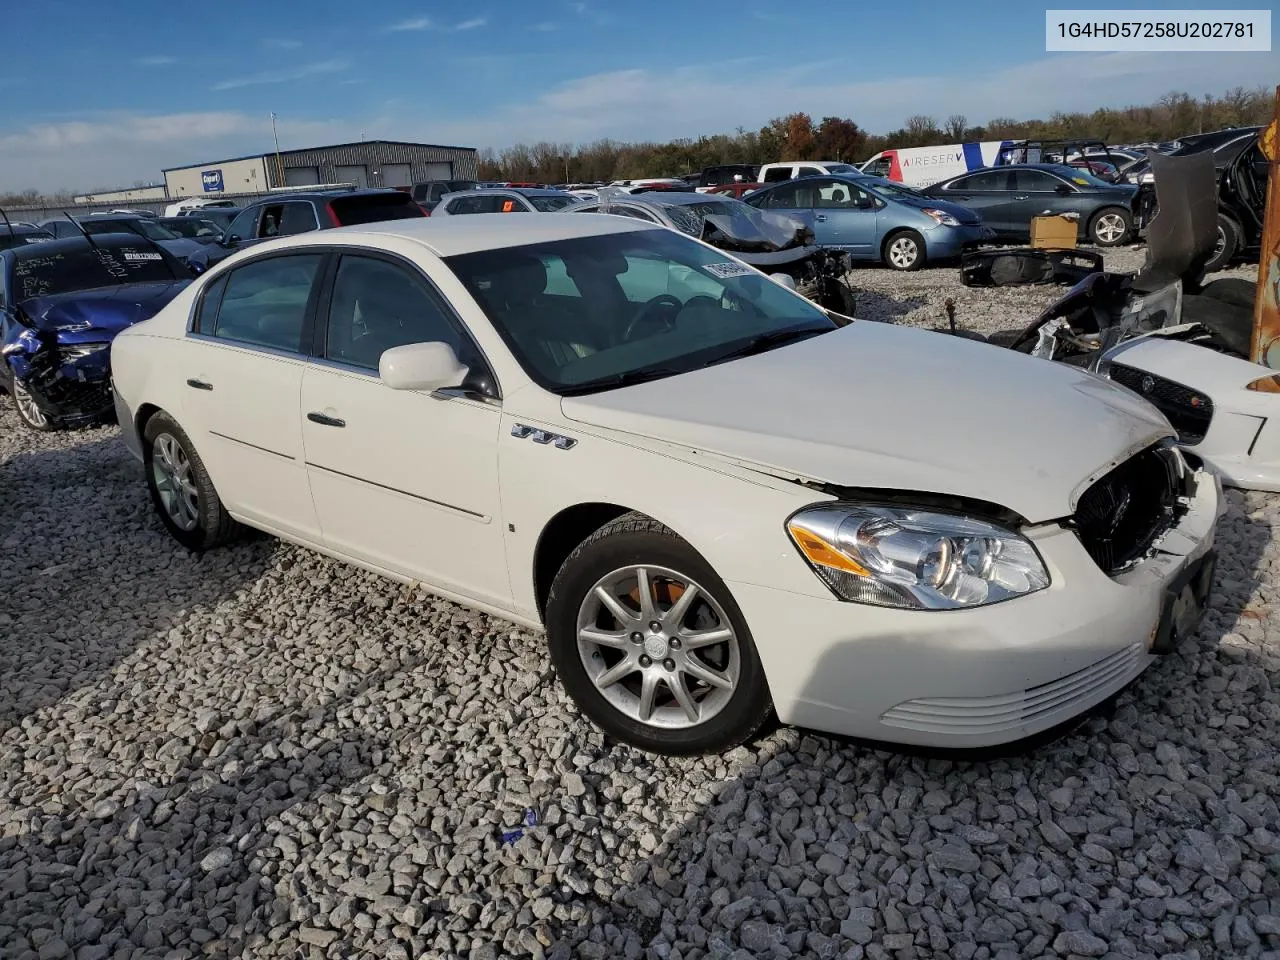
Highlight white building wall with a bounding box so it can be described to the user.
[165,157,269,197]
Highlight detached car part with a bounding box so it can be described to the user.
[960,248,1103,288]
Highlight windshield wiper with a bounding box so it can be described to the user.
[703,326,829,366]
[559,366,685,395]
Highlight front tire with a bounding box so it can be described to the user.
[545,512,773,755]
[1204,214,1240,273]
[10,379,55,431]
[1089,207,1132,246]
[143,411,240,550]
[883,230,925,271]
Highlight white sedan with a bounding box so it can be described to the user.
[110,215,1221,755]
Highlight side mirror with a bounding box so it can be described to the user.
[770,273,798,290]
[379,341,468,392]
[188,261,206,276]
[1054,184,1074,195]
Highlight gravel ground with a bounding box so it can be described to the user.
[2,255,1280,960]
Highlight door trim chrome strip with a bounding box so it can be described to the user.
[208,430,295,461]
[304,461,488,520]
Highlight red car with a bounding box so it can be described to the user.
[705,182,764,198]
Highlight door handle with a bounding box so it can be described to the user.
[186,378,213,391]
[814,214,828,222]
[307,412,346,428]
[1013,195,1029,200]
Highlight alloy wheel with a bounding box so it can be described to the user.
[1094,213,1127,244]
[12,381,49,429]
[576,564,740,729]
[151,433,200,531]
[1213,225,1227,259]
[888,236,918,269]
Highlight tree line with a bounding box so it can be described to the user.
[476,85,1274,184]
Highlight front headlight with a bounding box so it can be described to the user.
[787,504,1049,610]
[59,343,110,361]
[922,208,961,227]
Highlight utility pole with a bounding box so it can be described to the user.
[270,112,284,187]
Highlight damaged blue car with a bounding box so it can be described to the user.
[0,233,192,431]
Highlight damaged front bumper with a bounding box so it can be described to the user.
[6,336,116,426]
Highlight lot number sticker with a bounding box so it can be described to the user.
[703,261,754,279]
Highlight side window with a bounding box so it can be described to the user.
[1014,170,1065,192]
[610,206,660,223]
[257,205,286,238]
[762,166,793,183]
[759,183,801,209]
[225,207,259,241]
[796,166,824,178]
[211,254,322,352]
[865,157,892,177]
[950,170,1008,191]
[816,180,870,209]
[278,202,319,236]
[325,255,463,371]
[194,273,229,334]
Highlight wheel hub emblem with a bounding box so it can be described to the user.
[1140,375,1155,393]
[644,634,669,659]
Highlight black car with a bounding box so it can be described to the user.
[158,216,223,243]
[922,164,1140,246]
[0,234,191,430]
[410,179,478,211]
[1212,135,1268,272]
[180,207,242,232]
[0,223,54,250]
[40,214,219,269]
[217,189,425,253]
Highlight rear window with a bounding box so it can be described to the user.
[328,193,425,226]
[529,195,580,212]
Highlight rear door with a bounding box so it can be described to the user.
[751,182,830,242]
[177,251,326,540]
[937,169,1013,235]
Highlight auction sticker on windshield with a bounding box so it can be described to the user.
[703,261,755,279]
[123,251,163,261]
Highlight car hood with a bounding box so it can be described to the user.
[559,322,1172,523]
[18,281,190,335]
[156,237,207,259]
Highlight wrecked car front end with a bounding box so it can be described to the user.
[3,281,188,428]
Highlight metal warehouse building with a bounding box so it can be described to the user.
[163,139,478,198]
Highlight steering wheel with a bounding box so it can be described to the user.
[623,294,683,342]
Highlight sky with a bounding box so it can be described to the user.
[0,0,1276,193]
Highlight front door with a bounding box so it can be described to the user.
[940,169,1013,235]
[1009,169,1079,237]
[178,251,326,541]
[299,252,511,608]
[813,178,878,257]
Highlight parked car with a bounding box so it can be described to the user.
[431,188,583,216]
[685,164,760,192]
[216,189,425,254]
[179,207,242,232]
[0,233,191,430]
[0,223,54,250]
[108,214,1220,754]
[922,164,1139,246]
[744,174,990,270]
[568,191,856,314]
[705,182,764,199]
[410,179,479,212]
[40,214,225,270]
[158,216,224,243]
[859,142,1013,188]
[757,162,865,183]
[163,198,239,218]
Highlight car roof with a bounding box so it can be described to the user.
[616,192,724,205]
[457,188,573,198]
[1,232,158,259]
[252,212,656,258]
[248,189,406,205]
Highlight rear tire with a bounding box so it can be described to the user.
[143,411,241,551]
[883,230,925,271]
[1088,207,1132,246]
[545,512,773,755]
[1204,215,1240,273]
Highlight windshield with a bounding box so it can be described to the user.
[0,230,53,250]
[83,219,181,241]
[444,228,834,395]
[861,178,925,200]
[10,243,182,301]
[824,164,859,175]
[529,195,580,212]
[1047,164,1112,188]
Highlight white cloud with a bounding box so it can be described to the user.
[388,16,432,31]
[135,56,175,67]
[453,18,487,31]
[211,59,348,91]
